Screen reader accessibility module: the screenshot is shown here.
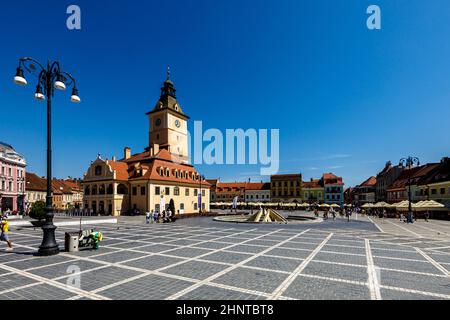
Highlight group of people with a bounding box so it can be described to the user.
[312,206,361,222]
[145,209,176,224]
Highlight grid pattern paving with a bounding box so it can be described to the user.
[0,216,450,300]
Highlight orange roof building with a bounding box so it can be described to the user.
[81,72,210,216]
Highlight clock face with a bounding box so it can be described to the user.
[155,118,161,126]
[175,120,181,128]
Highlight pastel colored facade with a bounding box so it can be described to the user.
[208,180,270,203]
[270,174,302,203]
[0,142,26,212]
[25,173,47,207]
[62,178,83,208]
[416,157,450,209]
[82,72,210,216]
[245,182,271,202]
[210,181,247,203]
[322,173,344,205]
[353,176,377,205]
[25,173,83,210]
[302,179,324,204]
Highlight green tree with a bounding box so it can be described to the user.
[169,199,175,215]
[30,200,46,221]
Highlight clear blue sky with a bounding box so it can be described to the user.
[1,0,449,187]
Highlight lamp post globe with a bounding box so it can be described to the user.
[13,67,27,86]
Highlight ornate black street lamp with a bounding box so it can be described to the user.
[399,156,420,224]
[13,57,80,256]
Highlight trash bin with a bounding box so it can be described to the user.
[65,232,79,252]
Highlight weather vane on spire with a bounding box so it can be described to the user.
[166,65,170,81]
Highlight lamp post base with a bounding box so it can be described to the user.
[38,222,59,256]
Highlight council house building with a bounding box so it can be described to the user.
[82,71,210,216]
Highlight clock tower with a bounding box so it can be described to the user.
[146,68,189,163]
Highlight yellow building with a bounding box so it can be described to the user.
[82,71,210,216]
[302,179,324,204]
[270,174,302,203]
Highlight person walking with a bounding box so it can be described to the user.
[425,210,430,222]
[329,207,336,221]
[145,210,151,224]
[0,215,13,251]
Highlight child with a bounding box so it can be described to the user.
[0,215,13,251]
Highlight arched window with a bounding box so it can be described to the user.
[99,184,105,195]
[165,168,170,176]
[107,184,113,194]
[84,186,90,195]
[117,184,128,195]
[92,185,98,195]
[158,167,163,176]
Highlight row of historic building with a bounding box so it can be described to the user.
[2,72,347,216]
[347,157,450,208]
[25,173,83,210]
[208,172,345,205]
[1,140,83,212]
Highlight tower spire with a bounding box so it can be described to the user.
[160,66,176,98]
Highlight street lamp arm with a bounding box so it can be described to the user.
[19,57,46,74]
[60,71,77,88]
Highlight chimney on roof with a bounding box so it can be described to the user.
[124,147,131,160]
[112,155,116,162]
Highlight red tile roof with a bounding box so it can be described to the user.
[302,179,322,188]
[387,164,439,191]
[322,172,344,186]
[359,176,377,187]
[25,172,47,192]
[106,160,129,181]
[122,149,209,186]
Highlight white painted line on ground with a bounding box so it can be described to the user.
[415,248,450,278]
[367,216,385,233]
[380,284,450,300]
[297,273,367,286]
[365,239,382,300]
[269,233,333,299]
[165,229,313,300]
[385,220,423,238]
[0,263,109,300]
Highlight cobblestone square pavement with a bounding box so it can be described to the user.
[1,215,450,300]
